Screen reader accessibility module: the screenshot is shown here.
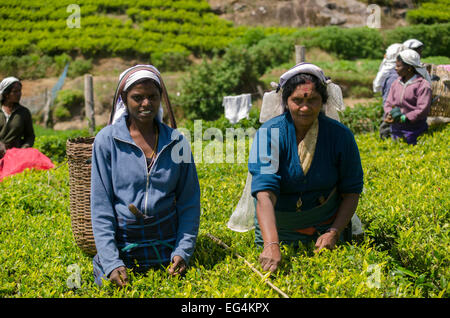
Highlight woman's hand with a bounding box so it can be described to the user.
[315,230,339,252]
[384,113,394,123]
[168,255,187,276]
[109,266,128,287]
[259,243,281,273]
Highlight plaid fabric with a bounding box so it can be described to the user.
[116,205,177,272]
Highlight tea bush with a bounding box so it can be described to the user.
[176,45,260,121]
[0,122,448,298]
[339,99,384,134]
[406,0,450,24]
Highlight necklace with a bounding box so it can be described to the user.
[147,125,159,159]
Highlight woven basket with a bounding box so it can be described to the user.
[66,137,97,256]
[429,65,450,118]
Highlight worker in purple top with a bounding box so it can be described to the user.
[383,49,432,145]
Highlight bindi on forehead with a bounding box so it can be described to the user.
[296,82,315,98]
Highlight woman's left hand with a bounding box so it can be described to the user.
[168,255,187,276]
[314,231,339,252]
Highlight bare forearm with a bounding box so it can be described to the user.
[256,191,278,244]
[330,193,360,235]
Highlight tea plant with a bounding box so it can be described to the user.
[0,124,448,297]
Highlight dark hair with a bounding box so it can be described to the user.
[282,73,328,107]
[1,81,21,103]
[121,78,162,105]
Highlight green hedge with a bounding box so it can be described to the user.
[33,127,91,163]
[407,0,450,24]
[339,100,384,134]
[383,23,450,58]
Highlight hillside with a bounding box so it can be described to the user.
[2,0,449,129]
[208,0,412,28]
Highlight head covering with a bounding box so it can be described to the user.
[277,62,342,118]
[373,43,405,93]
[277,62,327,92]
[109,65,176,127]
[398,49,431,84]
[403,39,423,49]
[0,76,20,97]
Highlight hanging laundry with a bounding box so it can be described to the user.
[222,93,252,124]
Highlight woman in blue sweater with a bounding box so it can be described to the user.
[248,63,363,273]
[90,65,200,287]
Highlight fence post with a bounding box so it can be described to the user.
[84,74,95,135]
[43,88,53,129]
[295,45,306,64]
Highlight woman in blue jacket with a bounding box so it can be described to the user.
[91,65,200,287]
[249,63,363,273]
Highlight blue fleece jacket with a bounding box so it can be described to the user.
[90,115,200,277]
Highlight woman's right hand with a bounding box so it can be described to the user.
[259,243,281,273]
[384,113,394,123]
[109,266,128,287]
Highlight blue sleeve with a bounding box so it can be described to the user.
[171,137,200,265]
[90,131,125,277]
[248,126,282,198]
[336,129,364,194]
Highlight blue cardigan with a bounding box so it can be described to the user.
[249,111,363,213]
[90,115,200,278]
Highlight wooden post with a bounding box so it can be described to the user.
[295,45,306,64]
[84,74,95,135]
[43,88,53,129]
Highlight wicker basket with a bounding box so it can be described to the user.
[429,64,450,118]
[66,137,97,256]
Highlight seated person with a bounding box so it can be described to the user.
[0,77,35,156]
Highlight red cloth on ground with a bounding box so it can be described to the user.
[0,148,54,181]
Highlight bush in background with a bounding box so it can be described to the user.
[177,45,260,120]
[67,58,93,78]
[53,89,84,121]
[406,0,450,24]
[383,23,450,58]
[151,44,191,72]
[340,99,384,134]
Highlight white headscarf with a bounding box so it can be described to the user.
[111,65,164,124]
[260,63,344,123]
[403,39,423,50]
[373,43,404,93]
[278,62,343,119]
[398,49,431,84]
[278,62,327,91]
[0,76,20,97]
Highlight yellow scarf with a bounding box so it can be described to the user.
[297,118,319,176]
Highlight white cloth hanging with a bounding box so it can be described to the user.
[223,93,252,124]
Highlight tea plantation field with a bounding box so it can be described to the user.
[0,124,448,298]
